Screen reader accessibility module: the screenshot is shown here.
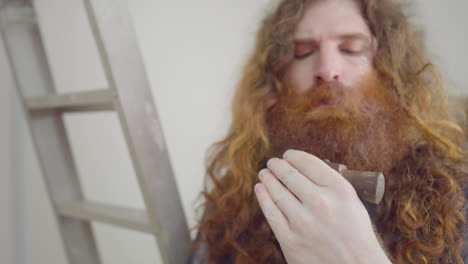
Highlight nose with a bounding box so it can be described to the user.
[314,48,341,84]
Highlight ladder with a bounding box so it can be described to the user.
[0,0,190,263]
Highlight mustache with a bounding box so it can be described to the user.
[278,82,359,121]
[276,74,395,125]
[282,82,346,106]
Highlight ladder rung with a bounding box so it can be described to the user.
[0,6,36,25]
[26,89,114,112]
[55,201,156,234]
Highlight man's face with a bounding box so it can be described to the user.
[265,0,413,174]
[284,0,377,93]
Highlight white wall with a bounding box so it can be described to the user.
[413,0,468,96]
[1,0,466,264]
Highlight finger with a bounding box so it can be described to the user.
[265,158,319,201]
[254,183,290,240]
[282,149,343,187]
[259,168,302,221]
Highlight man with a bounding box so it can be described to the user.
[192,0,468,263]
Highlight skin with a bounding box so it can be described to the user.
[284,0,377,92]
[254,1,391,263]
[255,150,391,264]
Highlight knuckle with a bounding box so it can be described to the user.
[276,195,289,208]
[286,167,299,175]
[304,187,317,198]
[293,211,316,234]
[281,167,298,186]
[311,195,334,219]
[334,181,357,199]
[264,209,276,221]
[272,194,284,206]
[280,234,299,252]
[280,172,291,186]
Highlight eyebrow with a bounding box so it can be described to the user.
[294,33,371,44]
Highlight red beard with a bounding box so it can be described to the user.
[265,72,416,176]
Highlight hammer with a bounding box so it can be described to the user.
[323,160,385,204]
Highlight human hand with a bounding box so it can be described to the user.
[254,149,391,264]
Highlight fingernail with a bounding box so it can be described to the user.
[266,158,274,168]
[254,183,264,193]
[283,149,293,159]
[258,169,267,180]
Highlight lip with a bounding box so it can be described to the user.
[317,100,338,108]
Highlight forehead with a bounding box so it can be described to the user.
[295,0,371,40]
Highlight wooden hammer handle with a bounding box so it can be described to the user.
[323,160,385,204]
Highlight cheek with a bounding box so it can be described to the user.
[342,56,374,88]
[284,63,315,93]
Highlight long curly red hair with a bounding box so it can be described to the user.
[193,0,468,263]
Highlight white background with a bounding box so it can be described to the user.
[0,0,467,263]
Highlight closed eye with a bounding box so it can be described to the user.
[294,49,317,60]
[340,49,362,55]
[294,52,313,60]
[294,42,317,60]
[340,41,368,56]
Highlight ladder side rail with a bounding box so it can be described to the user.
[0,3,101,264]
[82,0,191,263]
